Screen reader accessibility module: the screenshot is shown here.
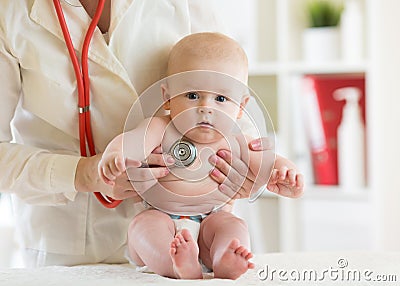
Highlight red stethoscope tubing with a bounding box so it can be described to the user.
[53,0,122,208]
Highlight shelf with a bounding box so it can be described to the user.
[285,61,370,75]
[301,185,370,201]
[249,61,369,77]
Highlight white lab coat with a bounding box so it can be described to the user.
[0,0,225,266]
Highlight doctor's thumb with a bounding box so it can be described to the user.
[249,137,274,151]
[125,158,142,168]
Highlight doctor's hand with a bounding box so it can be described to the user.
[75,153,138,200]
[209,137,273,200]
[76,151,173,200]
[124,146,175,198]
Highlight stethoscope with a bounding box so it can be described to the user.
[169,140,197,168]
[53,0,198,208]
[53,0,123,208]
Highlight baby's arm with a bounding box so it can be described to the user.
[99,116,168,185]
[237,135,303,198]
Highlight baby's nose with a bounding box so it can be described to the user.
[198,106,213,114]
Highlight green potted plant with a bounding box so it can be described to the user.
[302,0,344,62]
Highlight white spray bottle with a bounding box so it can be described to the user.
[333,87,365,190]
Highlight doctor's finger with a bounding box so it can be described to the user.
[219,150,254,180]
[225,184,249,200]
[125,158,142,168]
[111,175,142,200]
[220,175,254,199]
[145,153,175,167]
[112,189,140,200]
[210,168,239,198]
[109,188,141,200]
[249,137,274,151]
[126,166,169,182]
[218,183,243,200]
[212,150,254,184]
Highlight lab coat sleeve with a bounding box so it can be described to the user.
[0,29,80,205]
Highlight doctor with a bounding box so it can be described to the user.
[0,0,272,267]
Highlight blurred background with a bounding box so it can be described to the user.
[213,0,400,255]
[1,0,400,268]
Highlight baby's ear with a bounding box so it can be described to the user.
[161,83,171,110]
[237,95,250,119]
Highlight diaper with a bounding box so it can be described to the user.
[169,214,203,241]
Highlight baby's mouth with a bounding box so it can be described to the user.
[197,121,214,128]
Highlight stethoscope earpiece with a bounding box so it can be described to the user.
[169,140,197,167]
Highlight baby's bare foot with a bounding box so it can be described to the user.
[213,239,254,280]
[169,229,202,279]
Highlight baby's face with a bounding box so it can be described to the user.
[163,54,249,144]
[166,89,248,144]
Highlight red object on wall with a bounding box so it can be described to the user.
[303,74,366,185]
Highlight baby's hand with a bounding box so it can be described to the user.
[267,166,304,198]
[98,152,125,185]
[98,152,141,186]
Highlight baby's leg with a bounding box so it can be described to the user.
[198,211,254,280]
[127,209,176,277]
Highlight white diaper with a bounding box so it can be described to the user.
[171,217,201,241]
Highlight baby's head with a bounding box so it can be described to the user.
[162,32,250,144]
[166,32,248,84]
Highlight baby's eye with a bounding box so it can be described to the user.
[186,92,199,100]
[215,95,227,102]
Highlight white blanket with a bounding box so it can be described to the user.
[1,252,399,286]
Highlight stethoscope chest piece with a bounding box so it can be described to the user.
[170,139,197,167]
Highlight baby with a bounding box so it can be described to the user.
[99,33,303,279]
